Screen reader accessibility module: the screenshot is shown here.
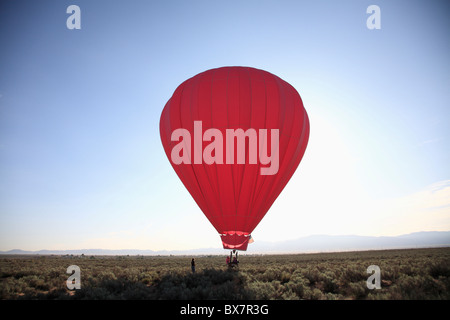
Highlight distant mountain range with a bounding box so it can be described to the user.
[250,231,450,254]
[1,231,449,255]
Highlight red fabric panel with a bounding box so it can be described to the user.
[160,67,309,251]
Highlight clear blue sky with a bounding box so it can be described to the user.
[1,0,449,251]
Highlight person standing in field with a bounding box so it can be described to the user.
[191,258,195,273]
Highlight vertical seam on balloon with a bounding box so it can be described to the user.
[162,99,172,154]
[244,69,268,234]
[262,102,307,221]
[226,67,238,238]
[262,82,300,223]
[168,82,208,215]
[193,74,220,229]
[234,68,242,235]
[282,92,308,187]
[210,68,225,232]
[192,71,221,233]
[232,68,239,217]
[233,68,252,228]
[250,73,283,232]
[175,77,218,234]
[235,67,251,234]
[281,104,309,194]
[178,81,210,212]
[231,68,241,243]
[251,76,292,230]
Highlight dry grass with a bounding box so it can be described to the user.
[1,247,449,300]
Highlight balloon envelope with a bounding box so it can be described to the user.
[160,66,309,250]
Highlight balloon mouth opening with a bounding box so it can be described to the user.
[220,231,251,251]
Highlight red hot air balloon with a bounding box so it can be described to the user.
[160,66,309,251]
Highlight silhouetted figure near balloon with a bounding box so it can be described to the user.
[191,258,195,273]
[227,250,239,268]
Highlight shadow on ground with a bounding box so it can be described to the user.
[20,268,252,300]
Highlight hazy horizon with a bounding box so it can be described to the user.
[2,231,449,255]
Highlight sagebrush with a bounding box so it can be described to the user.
[1,247,449,300]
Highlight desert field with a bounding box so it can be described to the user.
[0,247,449,300]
